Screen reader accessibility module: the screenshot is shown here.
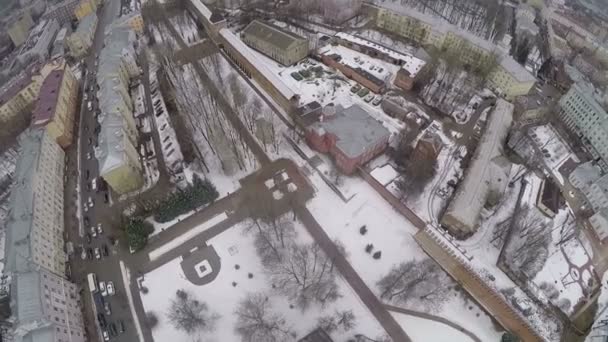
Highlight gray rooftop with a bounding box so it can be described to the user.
[242,20,307,50]
[75,12,97,36]
[311,104,390,158]
[4,129,45,275]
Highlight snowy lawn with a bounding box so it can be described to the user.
[392,312,476,342]
[139,220,387,341]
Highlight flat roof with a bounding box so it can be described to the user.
[242,20,307,50]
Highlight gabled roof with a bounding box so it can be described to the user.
[242,20,306,50]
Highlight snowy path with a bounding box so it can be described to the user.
[385,304,482,342]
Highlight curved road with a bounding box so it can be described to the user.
[385,304,482,342]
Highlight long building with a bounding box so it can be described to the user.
[95,24,144,195]
[43,0,80,25]
[7,11,35,47]
[3,129,85,342]
[241,20,309,66]
[31,67,78,148]
[370,2,536,99]
[67,12,98,58]
[441,99,514,238]
[559,83,608,171]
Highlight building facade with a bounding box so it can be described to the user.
[67,12,97,58]
[7,11,35,47]
[31,67,78,148]
[241,20,309,66]
[372,2,536,99]
[305,104,390,174]
[559,83,608,171]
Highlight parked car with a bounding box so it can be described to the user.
[372,96,382,106]
[90,226,97,238]
[94,247,101,260]
[109,322,117,336]
[104,301,111,316]
[87,248,94,260]
[99,281,106,295]
[350,84,361,93]
[102,244,109,257]
[91,178,97,191]
[107,281,115,295]
[357,88,369,97]
[86,152,91,160]
[84,216,90,226]
[87,101,92,111]
[88,196,94,208]
[102,330,109,341]
[364,94,374,103]
[118,320,125,333]
[80,246,87,260]
[98,313,107,328]
[85,233,92,244]
[97,223,103,235]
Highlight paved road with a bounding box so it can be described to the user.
[384,304,482,342]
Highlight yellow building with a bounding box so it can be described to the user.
[0,61,64,123]
[74,0,98,20]
[31,66,78,148]
[372,2,535,98]
[7,11,34,47]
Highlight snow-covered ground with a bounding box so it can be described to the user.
[452,94,482,124]
[139,220,387,341]
[392,312,476,342]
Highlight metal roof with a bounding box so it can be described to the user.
[242,20,306,51]
[310,104,390,158]
[31,69,65,126]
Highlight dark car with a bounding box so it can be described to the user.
[97,313,107,328]
[102,244,109,257]
[118,320,125,333]
[86,170,90,180]
[104,192,109,204]
[85,233,92,244]
[87,248,94,260]
[84,216,90,226]
[109,322,118,336]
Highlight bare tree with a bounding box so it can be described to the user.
[166,289,219,334]
[235,292,293,342]
[377,259,453,311]
[317,310,356,333]
[268,243,340,310]
[504,206,552,278]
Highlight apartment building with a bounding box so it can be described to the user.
[43,0,80,25]
[559,83,608,171]
[114,11,145,34]
[372,2,536,99]
[241,20,309,66]
[67,12,97,58]
[7,11,35,47]
[4,129,66,276]
[441,99,514,238]
[0,60,64,123]
[95,24,143,194]
[74,0,99,20]
[31,67,78,148]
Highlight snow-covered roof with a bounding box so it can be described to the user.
[310,104,390,158]
[334,32,426,78]
[219,28,296,100]
[499,56,536,83]
[569,161,602,192]
[443,99,513,232]
[243,20,306,50]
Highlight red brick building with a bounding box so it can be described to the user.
[412,133,443,161]
[305,104,390,174]
[394,68,415,91]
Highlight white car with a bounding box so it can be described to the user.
[372,96,382,106]
[87,196,94,208]
[87,101,92,111]
[107,281,115,296]
[91,178,97,191]
[102,330,109,341]
[99,281,107,295]
[90,226,97,238]
[97,223,103,235]
[84,205,88,213]
[86,152,91,160]
[80,246,87,260]
[94,247,101,260]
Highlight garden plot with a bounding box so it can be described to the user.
[528,124,579,185]
[169,11,203,46]
[139,220,387,342]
